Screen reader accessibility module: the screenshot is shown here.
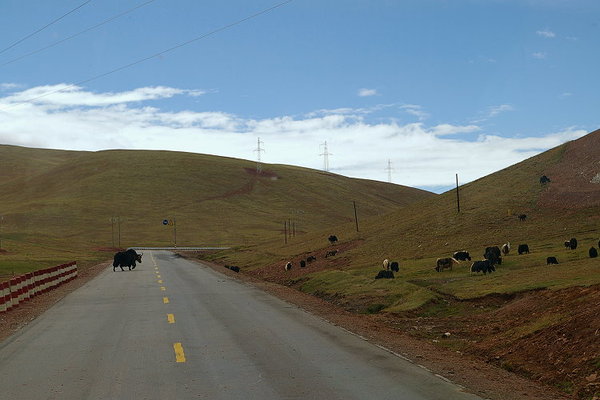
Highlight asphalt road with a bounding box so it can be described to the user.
[0,251,483,400]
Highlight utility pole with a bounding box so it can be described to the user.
[385,159,394,183]
[319,141,332,172]
[173,217,177,248]
[353,201,359,232]
[110,217,115,248]
[254,137,265,173]
[456,173,461,213]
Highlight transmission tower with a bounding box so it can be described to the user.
[319,141,332,172]
[385,159,394,183]
[253,137,265,173]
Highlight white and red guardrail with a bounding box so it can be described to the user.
[0,261,77,313]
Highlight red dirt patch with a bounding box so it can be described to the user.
[244,167,279,179]
[94,247,124,252]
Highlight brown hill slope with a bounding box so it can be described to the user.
[0,145,433,272]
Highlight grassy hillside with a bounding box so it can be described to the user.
[205,129,600,304]
[196,130,600,397]
[0,145,433,275]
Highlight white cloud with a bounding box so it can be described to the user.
[0,83,22,91]
[532,52,547,59]
[472,104,514,123]
[3,84,205,107]
[358,88,377,97]
[0,85,589,191]
[488,104,514,117]
[400,104,429,121]
[431,124,481,136]
[536,29,556,38]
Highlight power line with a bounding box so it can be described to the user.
[0,0,293,111]
[1,0,157,68]
[0,0,93,56]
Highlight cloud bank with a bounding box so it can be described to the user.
[0,84,588,192]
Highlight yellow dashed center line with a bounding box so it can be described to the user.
[160,286,166,291]
[158,280,163,284]
[163,297,169,304]
[173,343,186,363]
[167,314,175,324]
[157,275,161,278]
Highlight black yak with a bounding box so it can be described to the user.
[546,256,559,265]
[471,260,495,274]
[113,249,143,271]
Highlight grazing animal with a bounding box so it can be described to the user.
[390,261,399,272]
[518,244,530,255]
[325,249,338,258]
[300,260,306,268]
[569,238,578,250]
[453,251,471,261]
[546,256,559,265]
[113,249,143,271]
[382,259,389,270]
[306,256,316,263]
[518,214,527,221]
[564,241,571,249]
[484,246,502,265]
[284,262,292,271]
[539,175,551,184]
[328,235,338,245]
[501,242,510,255]
[471,260,495,274]
[229,266,240,273]
[435,257,459,272]
[375,270,394,279]
[589,247,598,258]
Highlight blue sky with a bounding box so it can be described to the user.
[0,0,598,192]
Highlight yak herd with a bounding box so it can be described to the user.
[280,233,598,280]
[373,237,599,279]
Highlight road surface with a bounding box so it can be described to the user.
[0,251,483,399]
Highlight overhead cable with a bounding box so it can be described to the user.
[0,0,93,56]
[0,0,293,110]
[1,0,157,68]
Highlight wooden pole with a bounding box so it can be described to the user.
[456,173,461,213]
[174,217,177,248]
[353,201,359,232]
